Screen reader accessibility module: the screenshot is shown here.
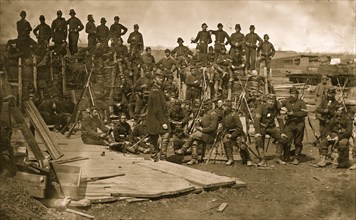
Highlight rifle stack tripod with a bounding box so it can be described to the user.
[60,66,96,138]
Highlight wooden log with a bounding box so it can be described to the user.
[18,57,22,108]
[33,56,37,93]
[61,57,66,96]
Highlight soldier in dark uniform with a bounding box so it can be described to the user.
[37,96,70,131]
[169,98,190,153]
[254,94,288,166]
[229,24,245,57]
[67,9,84,55]
[316,87,340,140]
[81,107,118,146]
[315,105,352,168]
[213,47,232,95]
[156,49,177,80]
[281,87,308,165]
[190,47,208,68]
[146,71,170,161]
[112,38,130,77]
[127,24,144,53]
[172,37,194,62]
[112,114,137,153]
[33,15,52,48]
[177,102,219,165]
[222,101,252,166]
[134,70,152,116]
[16,11,37,57]
[191,23,212,54]
[185,66,202,103]
[210,23,230,57]
[37,40,67,66]
[245,25,262,71]
[96,17,110,46]
[141,47,156,71]
[85,14,97,48]
[129,116,150,154]
[256,34,275,74]
[51,10,67,46]
[109,16,128,44]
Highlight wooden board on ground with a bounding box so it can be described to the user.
[55,131,246,201]
[137,160,240,189]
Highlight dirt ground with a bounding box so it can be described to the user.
[82,143,355,220]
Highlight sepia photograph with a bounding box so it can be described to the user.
[0,0,355,219]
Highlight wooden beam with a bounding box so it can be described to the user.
[23,100,63,159]
[65,208,95,219]
[33,56,37,93]
[18,57,22,108]
[10,107,46,165]
[61,57,66,96]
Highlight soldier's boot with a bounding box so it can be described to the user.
[137,146,149,154]
[275,144,286,165]
[176,143,189,155]
[316,155,326,167]
[160,139,169,161]
[331,150,339,168]
[257,147,266,166]
[149,144,159,162]
[224,143,234,166]
[187,145,199,165]
[293,147,302,165]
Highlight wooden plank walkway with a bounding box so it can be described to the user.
[51,132,246,201]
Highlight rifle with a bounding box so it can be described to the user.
[60,66,94,137]
[187,97,205,134]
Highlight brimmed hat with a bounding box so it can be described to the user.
[69,9,76,15]
[289,87,299,94]
[100,17,106,23]
[177,37,184,43]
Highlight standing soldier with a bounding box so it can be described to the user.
[127,24,144,53]
[315,105,352,168]
[314,75,331,108]
[222,101,252,166]
[245,25,262,71]
[96,17,109,46]
[281,87,308,165]
[33,15,52,48]
[256,34,275,75]
[109,16,128,44]
[229,24,245,57]
[316,87,340,140]
[85,14,97,48]
[254,94,288,166]
[191,23,212,54]
[146,71,170,161]
[156,49,177,80]
[141,47,156,71]
[66,9,84,55]
[185,66,202,103]
[172,37,194,60]
[51,10,67,46]
[16,10,36,57]
[210,23,230,57]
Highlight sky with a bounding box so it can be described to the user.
[0,0,355,53]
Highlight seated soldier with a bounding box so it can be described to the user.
[112,114,137,154]
[81,107,118,146]
[315,105,352,168]
[177,101,219,165]
[37,95,70,131]
[222,101,252,166]
[129,115,150,154]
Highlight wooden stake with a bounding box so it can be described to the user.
[62,57,66,96]
[18,57,22,108]
[33,56,38,93]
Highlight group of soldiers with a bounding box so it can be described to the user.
[2,10,354,171]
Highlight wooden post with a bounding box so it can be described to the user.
[50,52,54,82]
[33,56,38,93]
[18,57,22,108]
[62,57,66,96]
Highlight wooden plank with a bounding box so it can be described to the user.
[18,58,22,108]
[10,107,46,164]
[52,163,81,200]
[137,161,238,189]
[65,208,95,219]
[23,100,63,159]
[217,203,228,212]
[54,157,89,164]
[15,172,47,188]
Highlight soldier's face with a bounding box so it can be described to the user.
[336,108,343,116]
[290,92,298,100]
[92,110,99,118]
[120,115,127,122]
[146,49,151,54]
[154,76,163,85]
[165,52,170,57]
[266,100,274,108]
